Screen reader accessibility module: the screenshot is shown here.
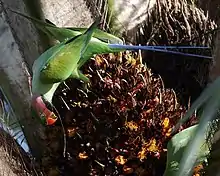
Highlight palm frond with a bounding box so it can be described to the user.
[164,124,209,176]
[167,76,220,175]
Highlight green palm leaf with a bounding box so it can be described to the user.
[167,77,220,175]
[164,124,209,176]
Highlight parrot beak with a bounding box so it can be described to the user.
[46,113,58,125]
[31,95,58,125]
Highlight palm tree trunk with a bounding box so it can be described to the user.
[0,0,47,160]
[0,0,94,173]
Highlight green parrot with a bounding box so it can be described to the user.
[11,10,212,60]
[31,19,99,126]
[14,10,212,125]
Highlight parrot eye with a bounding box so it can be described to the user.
[41,63,49,71]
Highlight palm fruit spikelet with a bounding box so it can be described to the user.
[53,51,198,175]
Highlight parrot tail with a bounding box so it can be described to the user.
[10,9,55,28]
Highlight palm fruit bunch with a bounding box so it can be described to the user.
[52,51,197,176]
[89,0,216,106]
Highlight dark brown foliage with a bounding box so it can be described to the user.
[52,52,196,176]
[130,0,216,106]
[86,0,216,106]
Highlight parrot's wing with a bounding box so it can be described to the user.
[67,27,123,44]
[78,19,100,56]
[32,43,63,75]
[40,19,123,44]
[45,17,123,44]
[39,19,99,84]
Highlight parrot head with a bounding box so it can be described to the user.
[31,95,58,125]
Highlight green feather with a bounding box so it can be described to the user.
[11,10,126,72]
[39,20,98,84]
[66,27,123,44]
[10,9,123,44]
[31,19,98,103]
[32,43,63,102]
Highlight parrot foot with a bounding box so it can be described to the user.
[81,82,90,93]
